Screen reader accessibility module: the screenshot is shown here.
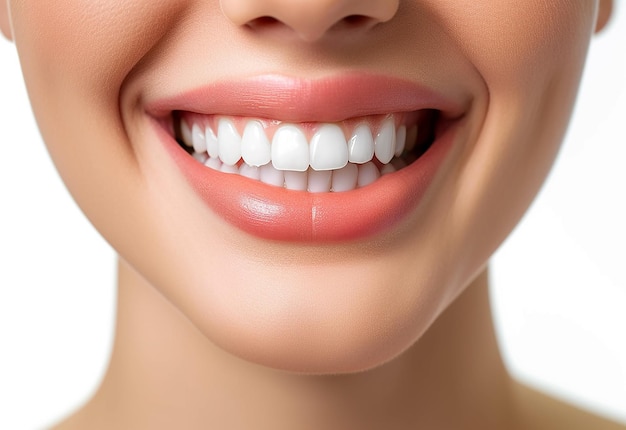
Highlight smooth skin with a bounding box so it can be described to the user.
[1,0,623,428]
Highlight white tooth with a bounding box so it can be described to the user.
[181,120,193,147]
[192,152,208,164]
[284,170,308,191]
[205,126,219,158]
[271,124,309,172]
[331,163,358,192]
[192,124,207,153]
[406,125,418,153]
[239,164,260,180]
[357,162,380,188]
[241,121,271,167]
[218,118,242,166]
[395,125,407,157]
[309,124,348,171]
[307,169,332,193]
[374,119,396,164]
[381,164,396,176]
[260,163,285,187]
[348,124,374,164]
[204,156,221,171]
[220,163,239,174]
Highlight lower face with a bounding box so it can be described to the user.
[10,0,598,372]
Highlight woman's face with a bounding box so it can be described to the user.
[1,0,608,372]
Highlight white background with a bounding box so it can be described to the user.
[1,6,625,429]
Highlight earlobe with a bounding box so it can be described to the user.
[0,0,13,41]
[595,0,613,33]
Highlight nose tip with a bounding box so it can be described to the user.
[220,0,399,42]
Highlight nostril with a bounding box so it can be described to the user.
[221,0,400,42]
[247,16,281,31]
[342,15,371,26]
[331,15,379,33]
[246,14,377,38]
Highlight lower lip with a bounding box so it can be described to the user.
[156,121,456,242]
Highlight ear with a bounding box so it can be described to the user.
[595,0,613,33]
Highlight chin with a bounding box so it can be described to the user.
[170,261,447,374]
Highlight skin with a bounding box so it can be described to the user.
[0,0,622,428]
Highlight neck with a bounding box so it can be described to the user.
[84,258,516,429]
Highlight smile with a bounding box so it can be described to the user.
[174,110,438,192]
[147,74,467,242]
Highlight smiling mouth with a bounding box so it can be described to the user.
[146,74,464,241]
[171,109,440,192]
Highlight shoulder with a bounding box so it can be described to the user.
[510,381,626,430]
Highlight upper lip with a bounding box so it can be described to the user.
[143,73,468,123]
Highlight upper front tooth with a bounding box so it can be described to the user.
[374,118,396,164]
[241,121,271,167]
[181,120,193,148]
[271,124,309,172]
[192,124,207,153]
[309,124,349,171]
[218,118,242,166]
[395,125,407,157]
[205,125,219,158]
[348,124,374,164]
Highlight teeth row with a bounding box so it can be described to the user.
[193,152,407,192]
[181,117,418,172]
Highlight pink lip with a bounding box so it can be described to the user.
[147,74,464,242]
[146,74,465,122]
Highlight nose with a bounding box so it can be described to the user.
[220,0,399,42]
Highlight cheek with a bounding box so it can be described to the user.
[12,0,189,99]
[9,0,192,245]
[433,0,598,280]
[431,0,597,86]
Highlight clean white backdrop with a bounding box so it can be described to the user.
[1,6,625,430]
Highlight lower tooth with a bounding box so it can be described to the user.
[331,163,358,192]
[260,163,285,187]
[204,156,221,171]
[220,164,239,175]
[284,170,308,191]
[239,163,260,180]
[193,152,209,164]
[201,155,391,192]
[308,169,332,193]
[357,162,380,188]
